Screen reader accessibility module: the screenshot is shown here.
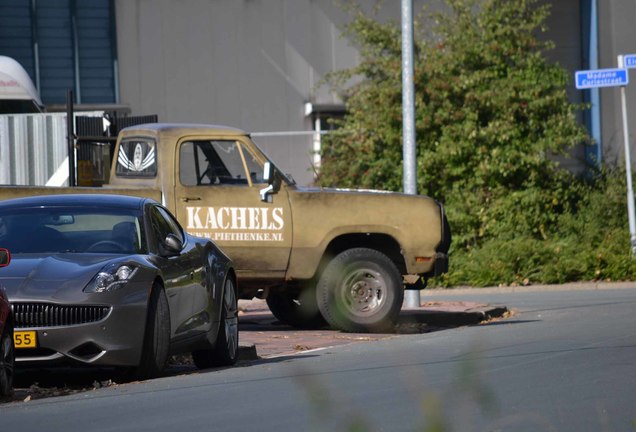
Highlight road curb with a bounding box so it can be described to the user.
[424,281,636,296]
[238,343,258,361]
[400,305,509,326]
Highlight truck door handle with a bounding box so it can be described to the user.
[181,196,202,202]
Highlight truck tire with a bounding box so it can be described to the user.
[266,286,326,329]
[316,248,403,333]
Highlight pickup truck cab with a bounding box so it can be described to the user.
[108,123,450,332]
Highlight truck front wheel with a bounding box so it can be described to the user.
[316,248,403,333]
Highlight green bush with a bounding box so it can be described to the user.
[445,170,636,286]
[319,0,636,286]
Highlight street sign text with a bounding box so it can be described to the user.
[575,68,628,89]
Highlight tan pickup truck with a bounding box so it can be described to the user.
[4,123,450,332]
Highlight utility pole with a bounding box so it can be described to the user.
[401,0,421,308]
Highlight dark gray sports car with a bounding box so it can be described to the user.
[0,194,238,378]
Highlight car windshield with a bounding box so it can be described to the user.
[0,206,146,254]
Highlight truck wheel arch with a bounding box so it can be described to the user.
[318,233,406,279]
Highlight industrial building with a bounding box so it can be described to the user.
[0,0,634,186]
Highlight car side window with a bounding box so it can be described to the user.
[179,140,264,186]
[149,206,184,246]
[158,207,184,243]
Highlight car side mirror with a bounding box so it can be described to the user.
[162,234,183,256]
[0,248,10,267]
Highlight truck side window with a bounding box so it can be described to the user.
[179,140,264,186]
[242,147,265,184]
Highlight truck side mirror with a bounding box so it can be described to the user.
[259,184,274,203]
[260,162,280,203]
[263,161,273,183]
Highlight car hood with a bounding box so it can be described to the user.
[0,254,121,301]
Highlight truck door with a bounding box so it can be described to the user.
[174,139,292,279]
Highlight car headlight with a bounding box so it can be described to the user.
[84,264,138,293]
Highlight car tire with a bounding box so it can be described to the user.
[0,321,14,398]
[266,285,326,329]
[192,277,239,369]
[316,248,403,333]
[135,285,171,380]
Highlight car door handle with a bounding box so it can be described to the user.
[181,196,202,202]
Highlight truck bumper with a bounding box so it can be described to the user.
[416,252,449,280]
[431,252,449,276]
[405,253,449,285]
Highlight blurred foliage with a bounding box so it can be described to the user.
[318,0,636,286]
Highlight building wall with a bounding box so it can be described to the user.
[113,0,634,186]
[114,0,444,185]
[115,0,362,184]
[0,0,118,105]
[598,0,636,166]
[542,0,585,172]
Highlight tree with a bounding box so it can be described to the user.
[319,0,589,252]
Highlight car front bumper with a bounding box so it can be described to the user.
[13,289,149,367]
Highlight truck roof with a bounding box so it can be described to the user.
[118,123,248,137]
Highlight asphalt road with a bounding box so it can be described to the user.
[1,285,635,432]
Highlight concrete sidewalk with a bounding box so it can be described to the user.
[237,281,636,359]
[237,297,509,359]
[424,280,636,295]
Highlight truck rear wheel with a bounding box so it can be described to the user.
[316,248,403,333]
[266,286,326,329]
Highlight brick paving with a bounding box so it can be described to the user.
[238,298,508,359]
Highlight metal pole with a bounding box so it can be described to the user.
[589,0,601,166]
[66,89,76,187]
[401,0,417,196]
[582,0,602,167]
[618,55,636,254]
[401,0,420,308]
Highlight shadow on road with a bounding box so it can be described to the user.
[4,299,509,405]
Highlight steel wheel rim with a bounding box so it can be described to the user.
[338,267,386,318]
[223,280,238,357]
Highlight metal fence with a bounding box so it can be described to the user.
[0,114,325,188]
[0,112,104,186]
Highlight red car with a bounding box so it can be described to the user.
[0,248,13,398]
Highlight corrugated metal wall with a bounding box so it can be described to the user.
[0,112,102,185]
[0,0,117,105]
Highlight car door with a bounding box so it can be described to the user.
[174,138,292,280]
[148,205,205,340]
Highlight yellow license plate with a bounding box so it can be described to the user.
[13,330,37,349]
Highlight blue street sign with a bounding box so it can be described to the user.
[625,54,636,69]
[575,68,628,89]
